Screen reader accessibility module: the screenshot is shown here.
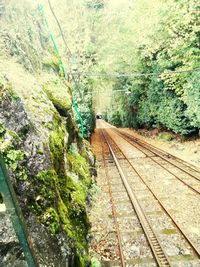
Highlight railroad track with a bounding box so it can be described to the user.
[113,128,200,195]
[100,130,126,267]
[98,125,200,266]
[118,130,200,174]
[102,120,200,175]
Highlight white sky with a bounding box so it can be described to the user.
[106,0,133,11]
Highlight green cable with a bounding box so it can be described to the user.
[72,99,84,137]
[49,33,66,77]
[37,4,84,137]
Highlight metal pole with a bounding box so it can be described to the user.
[0,156,38,267]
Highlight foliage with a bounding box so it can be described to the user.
[91,257,101,267]
[86,0,104,10]
[4,149,25,170]
[1,2,96,265]
[0,127,28,181]
[100,0,200,135]
[73,80,96,139]
[158,132,174,142]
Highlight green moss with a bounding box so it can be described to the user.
[158,132,174,142]
[0,125,20,152]
[60,145,93,260]
[91,257,101,267]
[66,174,88,223]
[43,54,61,74]
[31,147,91,265]
[71,184,86,209]
[49,124,66,172]
[36,171,56,203]
[0,60,93,266]
[67,147,92,186]
[31,201,43,214]
[32,166,90,247]
[57,198,73,238]
[31,169,61,236]
[36,169,57,185]
[30,169,58,217]
[0,77,19,104]
[0,124,6,136]
[42,80,71,116]
[42,207,60,235]
[37,148,44,155]
[74,253,90,267]
[55,171,89,239]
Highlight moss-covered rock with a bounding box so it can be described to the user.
[41,207,60,235]
[0,2,96,265]
[43,79,72,116]
[0,74,95,266]
[67,144,91,185]
[42,50,62,75]
[0,51,95,267]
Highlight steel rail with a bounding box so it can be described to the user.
[100,130,126,267]
[101,129,172,267]
[100,122,200,175]
[101,119,199,172]
[114,130,200,195]
[117,129,200,178]
[103,128,200,259]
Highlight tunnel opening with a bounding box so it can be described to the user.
[96,114,102,119]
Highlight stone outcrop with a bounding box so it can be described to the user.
[0,1,95,266]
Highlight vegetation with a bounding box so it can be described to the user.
[43,79,72,115]
[0,76,94,265]
[1,0,199,265]
[2,0,199,137]
[0,3,96,264]
[73,0,200,136]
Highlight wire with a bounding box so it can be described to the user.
[90,89,129,94]
[47,0,83,98]
[45,1,200,82]
[38,2,84,137]
[47,0,72,57]
[71,67,200,78]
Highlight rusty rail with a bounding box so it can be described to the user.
[116,129,200,181]
[103,128,200,259]
[100,130,126,267]
[101,129,172,267]
[115,129,200,195]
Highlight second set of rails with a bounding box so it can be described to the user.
[116,128,200,195]
[98,122,200,267]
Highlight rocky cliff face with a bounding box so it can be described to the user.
[0,1,95,266]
